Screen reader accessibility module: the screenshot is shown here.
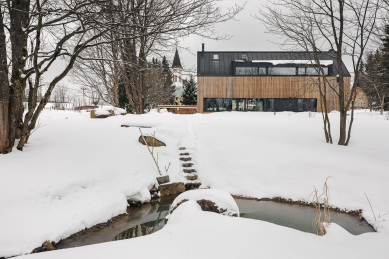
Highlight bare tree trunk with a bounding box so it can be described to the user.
[345,98,355,145]
[17,1,43,151]
[8,0,30,149]
[380,94,385,115]
[318,79,333,144]
[337,53,347,145]
[0,9,10,153]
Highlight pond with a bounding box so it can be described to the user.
[57,196,375,250]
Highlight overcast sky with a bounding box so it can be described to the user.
[48,0,354,88]
[177,0,353,77]
[178,0,282,73]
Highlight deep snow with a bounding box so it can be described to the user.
[1,109,389,257]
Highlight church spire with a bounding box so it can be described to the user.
[172,48,182,69]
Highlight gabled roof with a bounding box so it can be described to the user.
[172,49,182,69]
[197,50,351,77]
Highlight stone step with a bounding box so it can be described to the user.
[185,182,201,191]
[186,175,198,181]
[159,182,185,197]
[182,163,194,167]
[180,153,190,156]
[183,169,196,173]
[179,157,192,161]
[179,147,186,150]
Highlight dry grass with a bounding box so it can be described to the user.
[310,177,332,236]
[139,128,171,176]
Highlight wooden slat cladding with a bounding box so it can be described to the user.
[197,76,351,113]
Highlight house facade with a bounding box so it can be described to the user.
[197,49,351,113]
[354,87,369,109]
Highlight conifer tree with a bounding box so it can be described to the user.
[118,79,132,113]
[182,75,197,105]
[162,56,175,104]
[381,25,389,102]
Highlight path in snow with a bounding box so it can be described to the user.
[174,116,201,188]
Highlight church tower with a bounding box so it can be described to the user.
[172,49,184,104]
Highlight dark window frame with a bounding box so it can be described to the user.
[204,98,317,112]
[232,61,332,77]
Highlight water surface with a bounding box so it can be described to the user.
[57,196,375,249]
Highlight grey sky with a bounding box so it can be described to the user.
[177,0,354,76]
[49,0,354,88]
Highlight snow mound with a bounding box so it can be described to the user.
[94,106,127,116]
[169,189,239,217]
[94,108,111,116]
[113,107,127,115]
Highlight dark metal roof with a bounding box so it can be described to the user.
[197,51,351,77]
[172,49,182,69]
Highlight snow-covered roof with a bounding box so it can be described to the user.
[252,60,333,66]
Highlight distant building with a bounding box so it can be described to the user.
[197,47,352,113]
[172,49,184,105]
[354,88,369,109]
[44,102,73,110]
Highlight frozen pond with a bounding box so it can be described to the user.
[57,196,375,249]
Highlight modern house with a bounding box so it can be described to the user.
[197,47,351,113]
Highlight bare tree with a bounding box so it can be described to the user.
[80,0,243,114]
[0,0,30,152]
[0,7,9,153]
[145,56,175,109]
[259,0,381,146]
[0,0,243,152]
[72,43,121,107]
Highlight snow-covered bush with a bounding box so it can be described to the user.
[91,106,127,118]
[168,189,239,218]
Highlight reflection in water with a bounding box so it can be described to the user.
[57,195,175,249]
[236,200,375,235]
[112,210,166,240]
[58,196,375,250]
[113,225,151,240]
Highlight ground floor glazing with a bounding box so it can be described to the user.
[204,98,317,112]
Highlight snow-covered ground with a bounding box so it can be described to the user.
[1,109,389,257]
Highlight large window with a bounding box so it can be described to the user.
[258,67,266,75]
[236,67,258,75]
[234,65,330,76]
[204,98,232,111]
[247,99,263,111]
[306,67,329,75]
[204,98,317,112]
[232,99,246,111]
[268,67,296,76]
[298,67,306,75]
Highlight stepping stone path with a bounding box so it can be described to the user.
[179,147,201,190]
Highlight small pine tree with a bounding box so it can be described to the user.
[182,75,197,105]
[118,76,132,113]
[162,56,175,104]
[381,25,389,93]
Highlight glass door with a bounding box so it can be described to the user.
[298,99,303,112]
[232,99,246,111]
